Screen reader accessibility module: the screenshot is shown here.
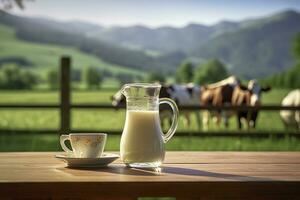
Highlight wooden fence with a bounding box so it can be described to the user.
[0,56,300,138]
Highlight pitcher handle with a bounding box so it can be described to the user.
[159,98,179,143]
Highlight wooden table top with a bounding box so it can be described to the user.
[0,151,300,199]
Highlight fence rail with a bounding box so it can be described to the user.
[0,129,299,138]
[0,56,299,137]
[0,104,299,111]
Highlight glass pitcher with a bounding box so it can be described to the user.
[120,83,179,168]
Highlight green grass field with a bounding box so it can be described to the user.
[0,24,145,78]
[0,88,299,152]
[0,88,292,131]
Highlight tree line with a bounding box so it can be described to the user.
[0,64,143,90]
[147,58,228,85]
[0,58,228,90]
[0,64,37,89]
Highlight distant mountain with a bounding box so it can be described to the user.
[192,10,300,78]
[63,20,104,32]
[1,9,300,78]
[210,21,240,37]
[85,10,300,78]
[90,22,240,53]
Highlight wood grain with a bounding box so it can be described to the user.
[0,152,300,199]
[2,151,300,164]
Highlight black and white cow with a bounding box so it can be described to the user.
[280,89,300,130]
[163,84,201,129]
[111,90,125,107]
[111,84,201,129]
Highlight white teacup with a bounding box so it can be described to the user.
[60,133,107,158]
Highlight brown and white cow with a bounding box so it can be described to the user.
[200,76,240,130]
[234,80,271,129]
[200,77,271,130]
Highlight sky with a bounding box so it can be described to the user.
[12,0,300,28]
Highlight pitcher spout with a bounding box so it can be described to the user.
[121,83,161,99]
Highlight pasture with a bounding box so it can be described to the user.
[0,88,299,151]
[0,88,291,131]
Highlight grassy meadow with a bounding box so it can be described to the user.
[0,88,299,152]
[0,88,292,131]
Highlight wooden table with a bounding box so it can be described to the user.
[0,152,300,200]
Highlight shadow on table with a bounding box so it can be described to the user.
[162,166,273,181]
[56,165,274,181]
[56,164,161,176]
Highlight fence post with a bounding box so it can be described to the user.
[60,56,71,135]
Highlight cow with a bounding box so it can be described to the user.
[162,84,201,129]
[111,90,125,107]
[111,84,201,129]
[200,76,240,130]
[280,89,300,130]
[232,80,271,129]
[200,77,271,130]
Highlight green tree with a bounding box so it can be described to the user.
[288,64,300,88]
[0,64,38,89]
[175,61,194,83]
[116,73,133,86]
[194,59,228,84]
[83,67,102,89]
[20,70,38,89]
[0,64,21,89]
[47,69,59,90]
[145,72,165,83]
[270,75,280,88]
[71,69,81,82]
[293,33,300,61]
[283,72,291,88]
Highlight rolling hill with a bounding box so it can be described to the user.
[0,24,145,78]
[0,11,183,74]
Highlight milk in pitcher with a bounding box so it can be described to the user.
[120,110,165,165]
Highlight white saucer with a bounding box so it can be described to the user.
[55,153,119,168]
